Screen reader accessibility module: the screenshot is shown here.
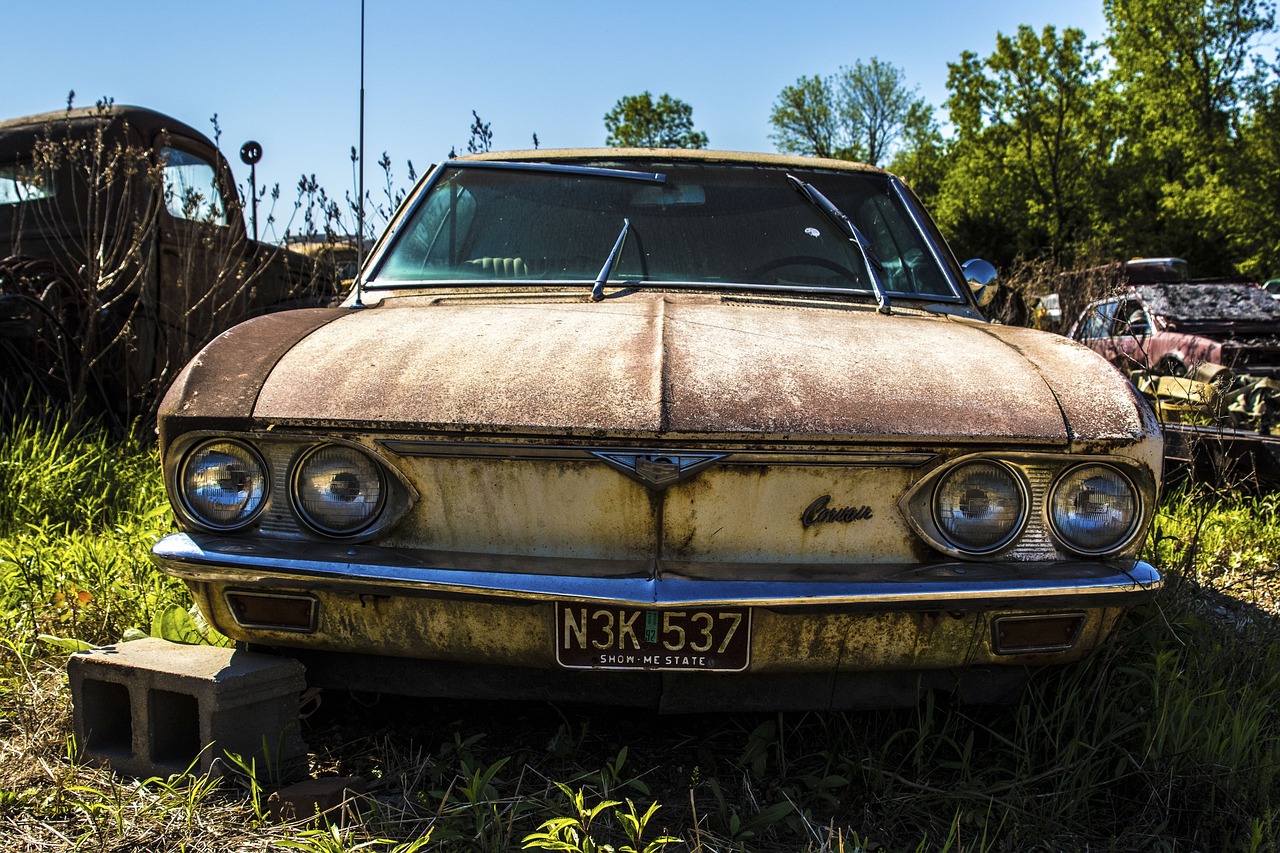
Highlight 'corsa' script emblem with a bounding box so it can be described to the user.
[802,495,873,528]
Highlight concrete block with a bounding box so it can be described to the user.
[267,776,367,824]
[68,638,307,781]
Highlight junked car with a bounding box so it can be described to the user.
[0,105,341,421]
[1070,278,1280,380]
[150,150,1162,711]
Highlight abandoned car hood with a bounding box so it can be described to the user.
[179,294,1145,445]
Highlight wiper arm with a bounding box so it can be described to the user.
[786,174,891,314]
[591,218,630,302]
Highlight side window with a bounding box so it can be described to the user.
[160,146,229,225]
[1114,299,1149,336]
[1077,300,1118,340]
[0,162,55,205]
[377,184,477,279]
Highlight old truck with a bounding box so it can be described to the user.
[0,104,343,423]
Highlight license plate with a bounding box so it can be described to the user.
[555,604,751,671]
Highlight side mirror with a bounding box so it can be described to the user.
[962,258,999,308]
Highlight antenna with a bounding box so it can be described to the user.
[353,0,367,308]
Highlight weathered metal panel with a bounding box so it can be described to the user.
[251,294,1076,443]
[376,456,659,561]
[660,464,924,564]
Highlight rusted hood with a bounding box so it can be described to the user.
[249,293,1147,443]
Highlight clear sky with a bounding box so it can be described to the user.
[1,0,1108,240]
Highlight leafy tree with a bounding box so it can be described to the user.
[886,101,948,203]
[769,75,839,158]
[1103,0,1275,272]
[603,92,708,149]
[935,25,1111,264]
[769,58,923,166]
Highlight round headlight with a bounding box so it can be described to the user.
[293,444,386,535]
[179,440,268,530]
[933,461,1026,554]
[1049,464,1138,555]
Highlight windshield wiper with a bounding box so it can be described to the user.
[591,218,630,302]
[786,174,891,314]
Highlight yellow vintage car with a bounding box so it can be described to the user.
[150,150,1162,711]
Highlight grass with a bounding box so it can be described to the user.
[2,416,1280,850]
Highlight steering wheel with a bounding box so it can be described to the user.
[749,255,861,283]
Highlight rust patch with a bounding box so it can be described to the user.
[158,308,345,449]
[251,294,1075,444]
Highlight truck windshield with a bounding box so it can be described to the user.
[369,160,959,300]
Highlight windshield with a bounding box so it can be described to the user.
[369,160,960,300]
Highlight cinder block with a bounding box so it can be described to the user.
[68,638,307,781]
[267,775,367,824]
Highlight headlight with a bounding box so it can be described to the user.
[1049,464,1138,554]
[933,461,1026,553]
[292,444,386,535]
[179,440,268,530]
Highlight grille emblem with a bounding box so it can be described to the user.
[591,451,727,489]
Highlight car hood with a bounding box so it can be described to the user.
[228,293,1148,445]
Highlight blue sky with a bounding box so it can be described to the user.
[2,0,1108,240]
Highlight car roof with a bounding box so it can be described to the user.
[0,105,211,148]
[459,147,886,175]
[1134,282,1280,322]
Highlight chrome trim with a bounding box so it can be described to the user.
[153,533,1161,610]
[377,440,937,468]
[890,177,966,301]
[443,160,667,183]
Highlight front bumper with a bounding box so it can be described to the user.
[153,533,1160,682]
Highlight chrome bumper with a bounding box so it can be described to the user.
[151,533,1161,610]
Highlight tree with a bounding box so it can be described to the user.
[768,58,923,166]
[887,102,948,203]
[769,75,838,158]
[1102,0,1275,272]
[934,25,1111,264]
[838,58,918,166]
[603,92,708,149]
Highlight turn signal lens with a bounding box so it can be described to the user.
[179,440,268,530]
[933,461,1026,553]
[1049,465,1138,554]
[293,444,386,535]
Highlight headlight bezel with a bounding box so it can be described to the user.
[175,438,270,532]
[1047,463,1142,557]
[900,451,1155,562]
[164,431,416,541]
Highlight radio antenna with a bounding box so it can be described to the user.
[353,0,367,308]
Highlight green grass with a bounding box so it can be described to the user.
[3,417,1280,851]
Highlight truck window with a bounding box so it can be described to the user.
[160,147,228,226]
[0,163,54,205]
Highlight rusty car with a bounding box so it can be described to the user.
[0,105,342,422]
[1070,272,1280,483]
[149,149,1163,711]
